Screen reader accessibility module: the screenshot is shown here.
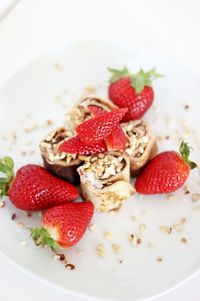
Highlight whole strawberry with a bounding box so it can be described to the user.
[108,67,162,121]
[135,142,197,194]
[0,157,79,210]
[31,202,94,248]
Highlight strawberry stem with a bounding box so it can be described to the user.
[30,227,60,250]
[179,141,197,170]
[108,66,163,94]
[0,157,14,198]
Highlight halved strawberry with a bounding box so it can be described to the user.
[30,202,94,249]
[76,108,127,143]
[105,126,126,151]
[88,105,126,151]
[59,136,107,155]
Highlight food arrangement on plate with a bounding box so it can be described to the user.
[0,66,197,268]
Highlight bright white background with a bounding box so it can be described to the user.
[0,0,199,300]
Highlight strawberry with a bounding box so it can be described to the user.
[88,105,104,116]
[105,126,126,151]
[76,108,127,143]
[135,142,197,194]
[88,104,126,151]
[58,136,107,155]
[0,157,79,210]
[30,202,94,248]
[108,67,162,121]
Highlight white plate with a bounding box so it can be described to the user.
[0,40,200,301]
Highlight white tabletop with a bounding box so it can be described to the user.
[0,0,199,300]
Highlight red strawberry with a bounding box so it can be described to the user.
[76,108,127,143]
[88,105,126,150]
[0,157,79,210]
[108,67,162,121]
[135,142,197,194]
[59,136,107,155]
[105,126,126,151]
[30,202,94,248]
[88,105,104,116]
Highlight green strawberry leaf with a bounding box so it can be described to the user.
[45,237,59,249]
[0,178,10,184]
[30,227,60,250]
[131,68,164,94]
[0,157,14,198]
[108,67,131,83]
[0,187,7,198]
[0,162,11,175]
[179,141,197,170]
[131,71,146,94]
[3,157,14,170]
